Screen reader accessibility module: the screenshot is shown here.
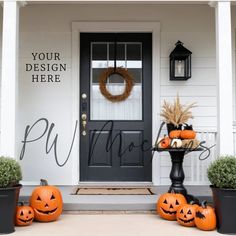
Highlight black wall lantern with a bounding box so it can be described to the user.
[169,41,192,81]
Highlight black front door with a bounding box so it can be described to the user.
[80,33,152,181]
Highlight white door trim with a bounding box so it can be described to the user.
[71,21,161,185]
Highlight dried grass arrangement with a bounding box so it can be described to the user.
[160,95,196,127]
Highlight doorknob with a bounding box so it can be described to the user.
[81,113,87,136]
[81,114,87,120]
[81,93,87,99]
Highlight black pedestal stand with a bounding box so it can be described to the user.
[153,148,203,203]
[168,150,199,203]
[168,150,187,195]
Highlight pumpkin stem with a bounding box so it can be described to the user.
[201,200,207,208]
[189,200,199,205]
[18,202,24,207]
[40,179,49,186]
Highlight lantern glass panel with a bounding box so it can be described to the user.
[174,59,185,77]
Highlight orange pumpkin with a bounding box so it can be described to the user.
[169,130,182,139]
[30,179,63,222]
[180,124,196,139]
[180,130,196,139]
[177,202,199,227]
[15,203,34,226]
[195,201,216,231]
[157,192,187,220]
[157,136,171,149]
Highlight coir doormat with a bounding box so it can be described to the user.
[75,188,153,195]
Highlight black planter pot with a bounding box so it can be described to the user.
[166,123,182,135]
[0,185,22,234]
[211,186,236,234]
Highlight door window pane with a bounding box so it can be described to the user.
[90,42,142,120]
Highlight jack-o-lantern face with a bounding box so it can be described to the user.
[15,204,34,226]
[30,179,63,222]
[177,203,198,227]
[157,192,187,220]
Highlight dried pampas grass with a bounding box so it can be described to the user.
[160,95,196,127]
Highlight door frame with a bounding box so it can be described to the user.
[71,21,161,185]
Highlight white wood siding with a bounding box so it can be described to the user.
[18,4,216,185]
[0,3,232,185]
[231,5,236,122]
[0,8,3,150]
[160,32,217,129]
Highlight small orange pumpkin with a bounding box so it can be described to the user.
[195,201,216,231]
[169,130,182,139]
[157,136,171,149]
[30,179,63,222]
[177,201,199,227]
[15,202,34,226]
[157,192,187,220]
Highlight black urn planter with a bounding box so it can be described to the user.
[0,185,22,234]
[211,186,236,234]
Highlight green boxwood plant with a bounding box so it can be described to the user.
[207,156,236,189]
[0,156,22,188]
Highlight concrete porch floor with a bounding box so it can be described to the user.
[20,185,212,211]
[14,213,220,236]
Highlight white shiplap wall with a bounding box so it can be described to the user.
[231,6,236,122]
[160,33,217,129]
[0,8,2,150]
[0,3,222,184]
[159,28,217,184]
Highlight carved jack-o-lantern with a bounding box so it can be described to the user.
[30,179,63,222]
[157,192,187,220]
[177,202,198,227]
[15,203,34,226]
[195,201,216,231]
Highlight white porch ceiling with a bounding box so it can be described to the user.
[24,0,210,5]
[17,0,236,6]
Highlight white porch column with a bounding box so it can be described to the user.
[214,1,234,155]
[0,0,20,157]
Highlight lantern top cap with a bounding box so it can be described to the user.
[170,40,192,57]
[175,40,183,46]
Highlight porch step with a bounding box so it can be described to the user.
[19,185,212,211]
